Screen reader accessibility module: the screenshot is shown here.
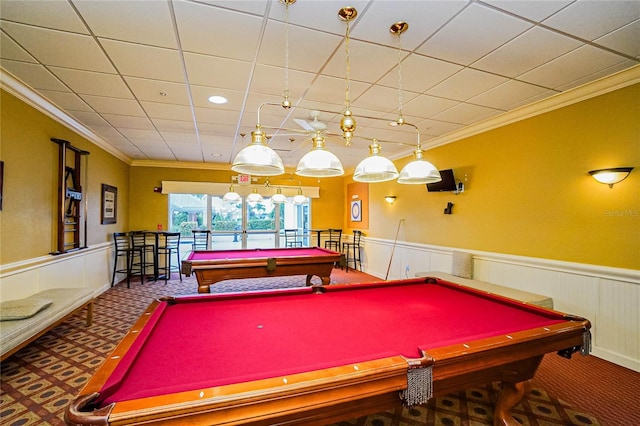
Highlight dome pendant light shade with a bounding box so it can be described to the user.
[232,127,285,176]
[223,184,241,202]
[398,148,442,184]
[296,134,344,177]
[271,187,287,203]
[246,188,263,203]
[353,140,399,183]
[293,189,307,204]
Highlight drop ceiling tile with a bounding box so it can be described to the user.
[350,0,468,50]
[1,31,37,62]
[102,116,156,132]
[273,0,373,36]
[124,77,190,105]
[1,22,114,72]
[396,95,456,118]
[198,0,269,15]
[118,127,163,142]
[80,95,146,116]
[257,21,341,73]
[67,110,111,127]
[174,1,263,60]
[73,0,177,48]
[100,39,185,83]
[190,85,245,109]
[199,123,241,137]
[467,79,551,110]
[249,64,316,100]
[322,39,400,83]
[417,2,532,65]
[49,67,132,98]
[483,1,573,22]
[0,0,88,33]
[472,26,582,77]
[427,68,509,102]
[353,84,418,114]
[151,118,196,132]
[88,125,127,141]
[141,101,194,121]
[129,139,170,151]
[594,20,640,58]
[183,53,252,90]
[194,107,242,125]
[542,0,640,41]
[417,118,465,137]
[518,44,629,89]
[432,102,502,125]
[39,90,92,111]
[1,61,68,91]
[376,54,464,94]
[505,89,558,110]
[160,131,200,144]
[556,60,638,92]
[302,74,370,106]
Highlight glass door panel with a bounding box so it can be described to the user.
[211,196,243,250]
[246,198,278,248]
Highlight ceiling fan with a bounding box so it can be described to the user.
[293,110,328,133]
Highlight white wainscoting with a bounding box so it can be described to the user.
[362,237,640,372]
[0,242,113,301]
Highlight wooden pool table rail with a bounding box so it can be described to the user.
[65,287,590,426]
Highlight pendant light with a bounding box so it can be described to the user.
[231,126,285,176]
[296,133,344,177]
[293,188,307,204]
[246,188,263,203]
[223,184,241,202]
[271,187,287,203]
[388,21,441,185]
[338,7,357,146]
[353,139,399,183]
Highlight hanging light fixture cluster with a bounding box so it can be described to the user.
[222,177,308,205]
[231,3,440,184]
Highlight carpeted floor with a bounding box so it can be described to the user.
[0,271,606,425]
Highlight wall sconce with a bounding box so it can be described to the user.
[589,167,633,188]
[384,196,397,205]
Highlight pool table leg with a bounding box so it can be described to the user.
[493,379,532,426]
[305,275,330,286]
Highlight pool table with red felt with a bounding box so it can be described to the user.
[181,247,343,293]
[65,277,590,426]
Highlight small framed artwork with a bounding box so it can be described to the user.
[350,200,362,222]
[101,184,117,224]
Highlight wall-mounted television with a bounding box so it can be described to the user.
[426,169,458,192]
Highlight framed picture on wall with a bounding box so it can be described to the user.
[350,200,362,222]
[101,184,117,224]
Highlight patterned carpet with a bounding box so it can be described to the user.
[1,272,601,426]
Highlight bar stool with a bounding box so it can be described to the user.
[111,232,141,288]
[192,230,210,250]
[157,232,182,283]
[324,229,342,252]
[130,231,155,282]
[342,230,362,272]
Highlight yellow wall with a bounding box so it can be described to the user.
[1,84,637,271]
[128,167,344,232]
[0,90,130,264]
[364,84,639,269]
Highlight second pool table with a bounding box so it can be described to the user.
[65,277,591,426]
[181,247,343,293]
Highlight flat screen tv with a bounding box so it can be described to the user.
[426,169,458,192]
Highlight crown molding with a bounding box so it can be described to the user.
[1,67,132,164]
[3,63,638,171]
[420,64,640,152]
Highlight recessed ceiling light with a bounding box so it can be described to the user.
[208,95,228,104]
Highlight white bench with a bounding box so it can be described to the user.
[0,288,94,361]
[416,271,553,309]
